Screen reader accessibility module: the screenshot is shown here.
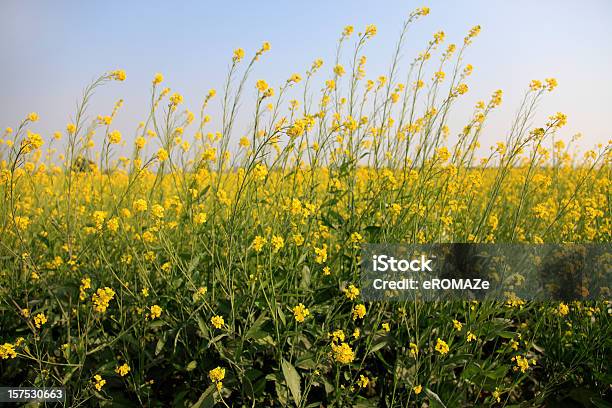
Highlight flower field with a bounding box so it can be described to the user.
[1,7,610,407]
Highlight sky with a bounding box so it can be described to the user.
[1,0,611,158]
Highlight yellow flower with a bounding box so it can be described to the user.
[381,322,390,332]
[314,245,328,264]
[435,338,449,355]
[14,216,30,230]
[239,137,250,147]
[151,204,164,219]
[135,136,146,149]
[209,366,225,391]
[233,48,245,62]
[413,384,422,394]
[263,86,274,98]
[153,72,164,85]
[343,284,360,300]
[133,198,148,213]
[455,83,468,95]
[194,287,207,301]
[271,235,284,252]
[452,319,463,331]
[28,112,39,122]
[331,342,355,364]
[211,315,224,329]
[66,123,76,134]
[115,363,130,377]
[545,77,558,91]
[93,374,106,391]
[512,355,530,373]
[364,24,377,38]
[558,302,569,316]
[157,148,169,161]
[252,163,268,180]
[492,388,502,403]
[547,112,567,128]
[357,375,369,388]
[149,305,162,320]
[111,69,126,81]
[292,303,310,323]
[170,92,184,106]
[92,287,116,313]
[194,212,207,225]
[252,235,266,253]
[350,232,363,244]
[330,330,346,343]
[209,366,226,382]
[293,234,304,246]
[0,343,18,359]
[434,70,446,82]
[352,304,366,320]
[108,130,122,144]
[256,80,269,93]
[466,331,477,342]
[34,313,47,329]
[530,79,543,91]
[409,342,419,357]
[333,64,345,76]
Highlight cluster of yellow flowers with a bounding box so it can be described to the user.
[91,287,116,313]
[0,343,18,359]
[113,364,129,378]
[435,338,449,355]
[209,366,226,391]
[292,303,310,323]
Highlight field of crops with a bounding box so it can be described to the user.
[1,7,611,407]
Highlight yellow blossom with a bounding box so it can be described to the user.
[435,338,449,355]
[211,315,224,329]
[292,303,310,323]
[115,363,130,377]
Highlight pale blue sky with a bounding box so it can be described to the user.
[1,0,610,156]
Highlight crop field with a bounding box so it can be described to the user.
[1,7,610,407]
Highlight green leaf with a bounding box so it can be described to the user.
[369,336,390,354]
[485,365,508,380]
[245,312,269,340]
[281,359,302,407]
[155,334,166,356]
[190,384,216,408]
[197,315,209,339]
[300,265,311,289]
[187,253,203,274]
[277,304,287,326]
[425,387,448,408]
